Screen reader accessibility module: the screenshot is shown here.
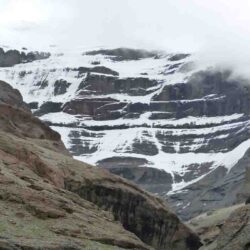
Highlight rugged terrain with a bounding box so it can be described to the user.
[0,80,201,250]
[188,200,250,250]
[0,46,250,219]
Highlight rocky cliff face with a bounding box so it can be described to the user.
[0,46,250,220]
[0,80,30,112]
[169,148,250,220]
[0,80,201,250]
[0,47,50,67]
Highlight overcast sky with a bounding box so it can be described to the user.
[1,0,250,62]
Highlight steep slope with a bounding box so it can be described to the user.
[0,81,201,250]
[214,203,250,250]
[188,203,245,248]
[188,201,250,250]
[169,151,250,220]
[1,46,250,219]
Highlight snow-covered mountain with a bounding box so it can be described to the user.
[0,46,249,219]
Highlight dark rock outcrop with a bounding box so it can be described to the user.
[78,73,159,96]
[85,48,160,61]
[168,54,190,61]
[153,70,250,117]
[90,66,119,76]
[76,66,119,77]
[34,102,63,116]
[63,97,124,119]
[0,80,30,112]
[54,79,71,96]
[0,48,50,67]
[27,102,39,110]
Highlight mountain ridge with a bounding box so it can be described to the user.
[0,46,250,220]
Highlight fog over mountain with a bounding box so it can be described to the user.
[0,1,247,49]
[1,0,250,77]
